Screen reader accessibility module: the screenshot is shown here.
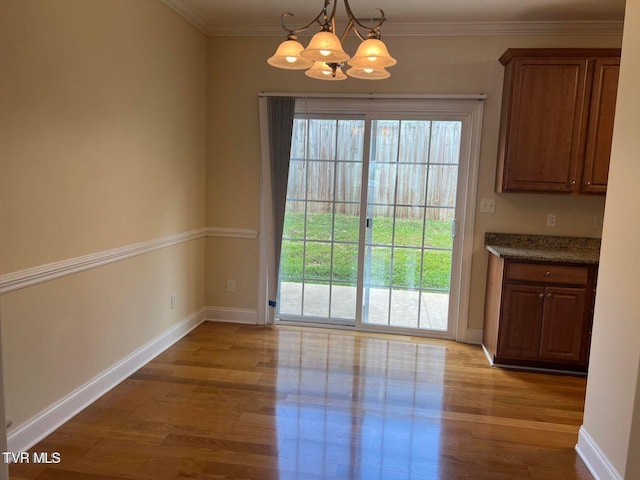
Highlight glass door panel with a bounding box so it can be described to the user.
[278,117,365,325]
[362,119,462,332]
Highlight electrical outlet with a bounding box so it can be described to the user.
[226,279,236,293]
[547,213,557,227]
[479,198,496,213]
[170,292,177,310]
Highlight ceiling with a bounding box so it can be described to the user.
[163,0,625,36]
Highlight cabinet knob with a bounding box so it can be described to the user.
[545,271,551,277]
[539,293,544,299]
[586,181,592,186]
[547,293,552,299]
[570,180,576,186]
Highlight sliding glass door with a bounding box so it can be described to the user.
[273,98,479,339]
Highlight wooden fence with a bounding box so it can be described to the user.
[286,119,460,221]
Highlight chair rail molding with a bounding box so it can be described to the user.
[0,227,259,295]
[205,227,258,239]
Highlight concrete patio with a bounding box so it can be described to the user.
[278,282,449,331]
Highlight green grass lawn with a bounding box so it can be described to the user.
[281,212,452,290]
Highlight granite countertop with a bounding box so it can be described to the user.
[485,232,601,264]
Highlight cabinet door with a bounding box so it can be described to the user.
[582,58,620,194]
[499,58,590,193]
[539,287,588,364]
[498,284,544,360]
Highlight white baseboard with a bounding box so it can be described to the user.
[481,344,494,366]
[576,426,623,480]
[7,308,206,453]
[204,306,259,324]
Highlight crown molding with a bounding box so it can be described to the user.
[209,20,624,37]
[383,20,623,37]
[160,0,624,39]
[161,0,214,35]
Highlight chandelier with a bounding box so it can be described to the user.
[267,0,396,81]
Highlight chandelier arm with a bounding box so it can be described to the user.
[354,28,367,42]
[327,0,338,29]
[339,19,366,43]
[280,12,326,35]
[343,0,386,34]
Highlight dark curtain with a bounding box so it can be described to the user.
[267,96,296,309]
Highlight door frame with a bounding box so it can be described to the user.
[258,94,485,343]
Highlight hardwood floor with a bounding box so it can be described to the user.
[10,323,592,480]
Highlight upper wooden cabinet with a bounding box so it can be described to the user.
[582,58,620,193]
[496,48,620,194]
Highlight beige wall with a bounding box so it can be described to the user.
[0,319,6,480]
[206,33,621,330]
[581,0,640,476]
[0,0,207,429]
[206,237,259,309]
[0,0,207,273]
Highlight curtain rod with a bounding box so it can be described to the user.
[259,92,487,100]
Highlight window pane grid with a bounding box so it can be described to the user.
[364,120,460,330]
[278,117,365,321]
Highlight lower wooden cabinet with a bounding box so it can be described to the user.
[483,256,596,372]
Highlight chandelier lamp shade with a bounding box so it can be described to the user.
[267,0,396,81]
[266,39,314,70]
